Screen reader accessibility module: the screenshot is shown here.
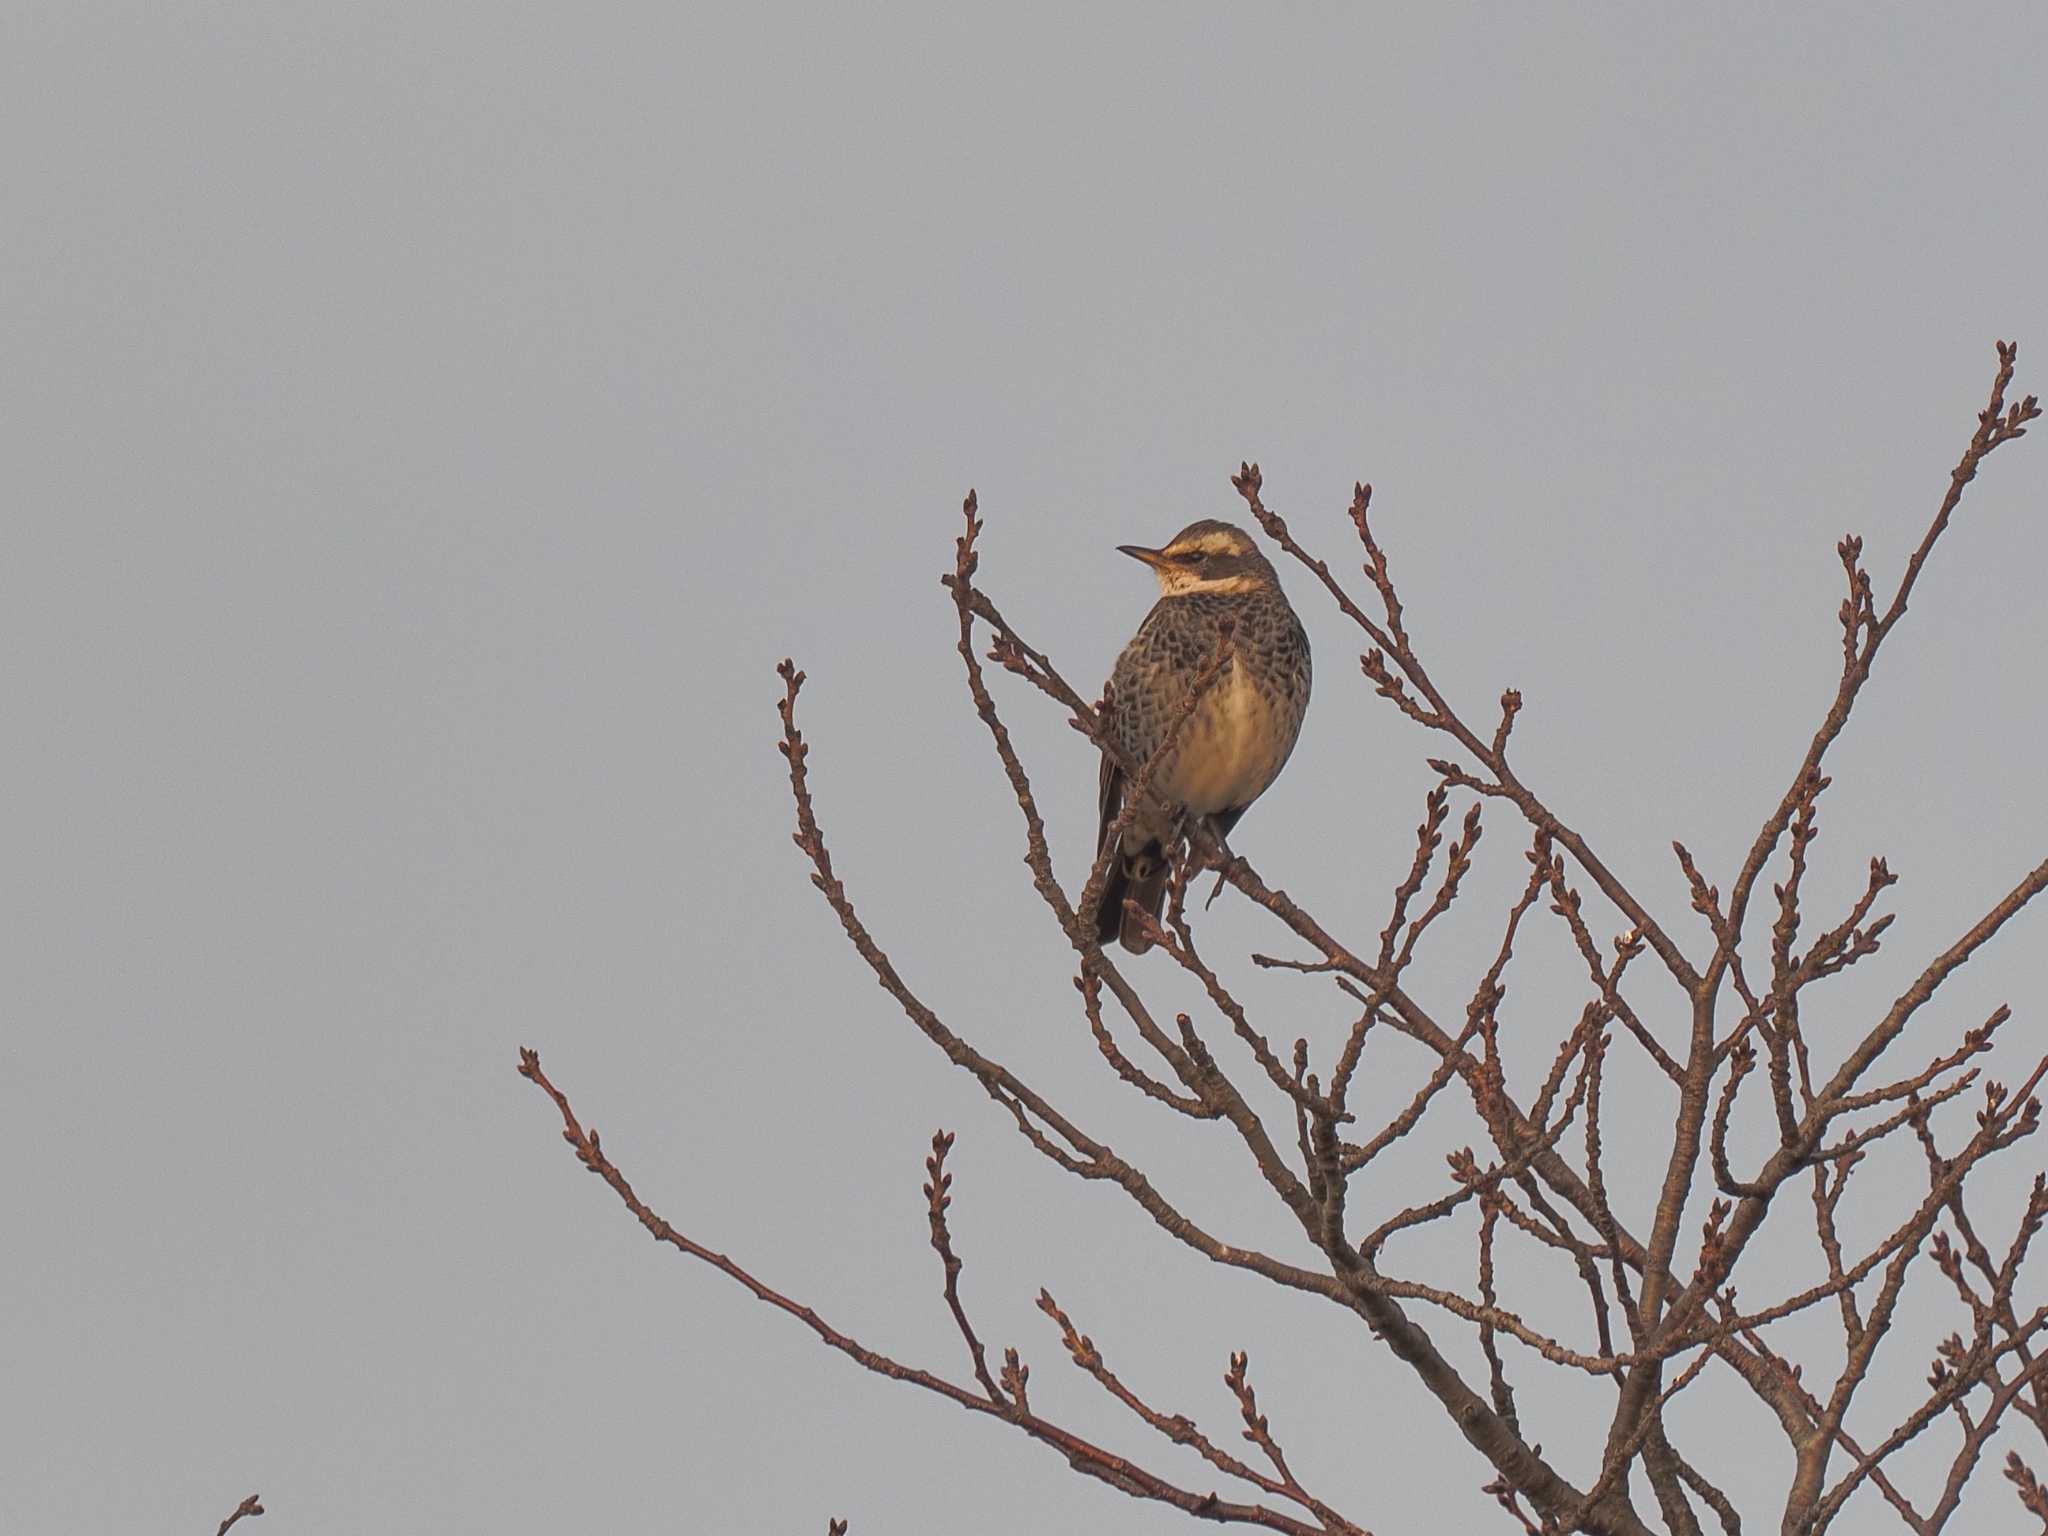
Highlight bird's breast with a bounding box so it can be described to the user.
[1155,660,1297,816]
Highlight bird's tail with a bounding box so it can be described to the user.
[1096,838,1169,954]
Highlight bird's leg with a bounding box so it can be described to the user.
[1188,811,1237,863]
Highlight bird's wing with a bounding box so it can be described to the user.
[1096,746,1124,856]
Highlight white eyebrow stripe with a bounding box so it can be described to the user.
[1165,531,1249,557]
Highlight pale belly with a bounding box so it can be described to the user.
[1154,663,1291,815]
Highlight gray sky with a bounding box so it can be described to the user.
[6,4,2048,1533]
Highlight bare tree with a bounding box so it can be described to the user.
[522,343,2047,1534]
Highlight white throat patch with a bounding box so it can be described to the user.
[1157,570,1263,597]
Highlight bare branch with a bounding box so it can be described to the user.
[527,343,2045,1536]
[925,1130,1004,1404]
[518,1052,1349,1536]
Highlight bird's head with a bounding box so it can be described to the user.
[1118,520,1278,597]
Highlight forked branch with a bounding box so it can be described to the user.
[524,342,2042,1534]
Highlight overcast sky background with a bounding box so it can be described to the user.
[7,5,2048,1533]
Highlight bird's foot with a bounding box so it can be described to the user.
[1193,816,1238,910]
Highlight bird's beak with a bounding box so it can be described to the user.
[1118,544,1174,570]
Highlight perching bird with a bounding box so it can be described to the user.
[1094,519,1311,952]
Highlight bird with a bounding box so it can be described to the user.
[1094,519,1311,953]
